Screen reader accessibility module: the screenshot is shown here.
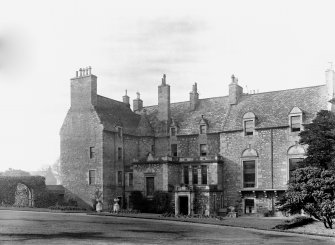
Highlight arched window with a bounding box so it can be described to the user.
[241,148,258,188]
[287,144,305,181]
[243,112,256,136]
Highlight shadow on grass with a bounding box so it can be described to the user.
[124,229,185,234]
[0,231,105,240]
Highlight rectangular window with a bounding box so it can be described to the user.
[128,173,133,186]
[117,171,122,186]
[183,166,189,184]
[192,166,198,184]
[244,120,254,136]
[200,144,207,156]
[201,165,207,185]
[170,127,176,136]
[171,144,178,157]
[146,177,154,196]
[200,125,206,134]
[243,160,256,188]
[117,127,122,137]
[151,145,155,154]
[89,147,95,159]
[291,116,301,132]
[89,170,96,185]
[289,158,303,180]
[118,147,122,160]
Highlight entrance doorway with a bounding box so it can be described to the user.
[244,199,255,214]
[179,196,188,215]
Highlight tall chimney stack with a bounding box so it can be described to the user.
[229,74,243,105]
[70,66,97,108]
[133,92,143,113]
[158,74,171,122]
[190,82,199,110]
[123,90,130,108]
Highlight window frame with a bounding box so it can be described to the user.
[200,144,207,156]
[117,171,123,186]
[183,166,189,184]
[200,124,207,134]
[243,112,256,137]
[242,159,257,188]
[117,147,123,161]
[192,165,198,184]
[290,115,302,132]
[128,172,133,187]
[88,169,96,185]
[89,147,95,159]
[170,127,176,136]
[171,144,178,157]
[201,165,208,185]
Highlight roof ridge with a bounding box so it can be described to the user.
[97,94,125,105]
[243,84,325,96]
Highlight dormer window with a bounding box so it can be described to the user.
[290,115,301,132]
[244,120,254,136]
[243,112,256,136]
[289,107,303,133]
[170,127,176,136]
[200,125,206,134]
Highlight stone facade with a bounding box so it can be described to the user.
[60,67,335,215]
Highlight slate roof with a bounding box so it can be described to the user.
[95,95,140,134]
[223,85,328,131]
[144,96,230,135]
[95,85,328,135]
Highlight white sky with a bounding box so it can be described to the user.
[0,0,334,171]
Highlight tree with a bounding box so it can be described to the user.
[278,167,335,229]
[2,168,30,177]
[299,110,335,169]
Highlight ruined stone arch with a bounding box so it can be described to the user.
[14,183,33,207]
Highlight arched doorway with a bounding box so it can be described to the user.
[14,183,33,207]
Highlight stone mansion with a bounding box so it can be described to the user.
[60,67,334,215]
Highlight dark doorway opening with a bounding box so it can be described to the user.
[179,196,188,215]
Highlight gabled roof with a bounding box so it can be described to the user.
[95,95,140,134]
[223,85,328,131]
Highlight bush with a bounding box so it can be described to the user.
[153,191,173,214]
[49,204,87,211]
[273,216,315,230]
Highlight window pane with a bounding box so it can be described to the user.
[243,161,255,188]
[192,166,198,184]
[118,171,122,186]
[291,116,301,132]
[171,144,177,157]
[129,173,133,186]
[201,165,207,185]
[200,125,206,134]
[244,120,254,135]
[183,166,189,184]
[200,144,207,156]
[171,127,176,136]
[146,177,154,196]
[118,147,122,160]
[89,170,96,185]
[289,158,303,180]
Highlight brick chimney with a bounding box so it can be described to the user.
[158,74,170,121]
[133,92,143,113]
[326,63,335,111]
[190,82,199,110]
[71,67,97,108]
[229,74,243,105]
[123,90,130,108]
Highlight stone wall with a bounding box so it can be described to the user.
[60,107,103,208]
[220,127,301,212]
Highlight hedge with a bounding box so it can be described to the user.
[0,176,58,208]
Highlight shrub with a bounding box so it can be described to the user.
[273,216,315,230]
[153,191,172,214]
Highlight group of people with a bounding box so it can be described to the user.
[96,197,120,213]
